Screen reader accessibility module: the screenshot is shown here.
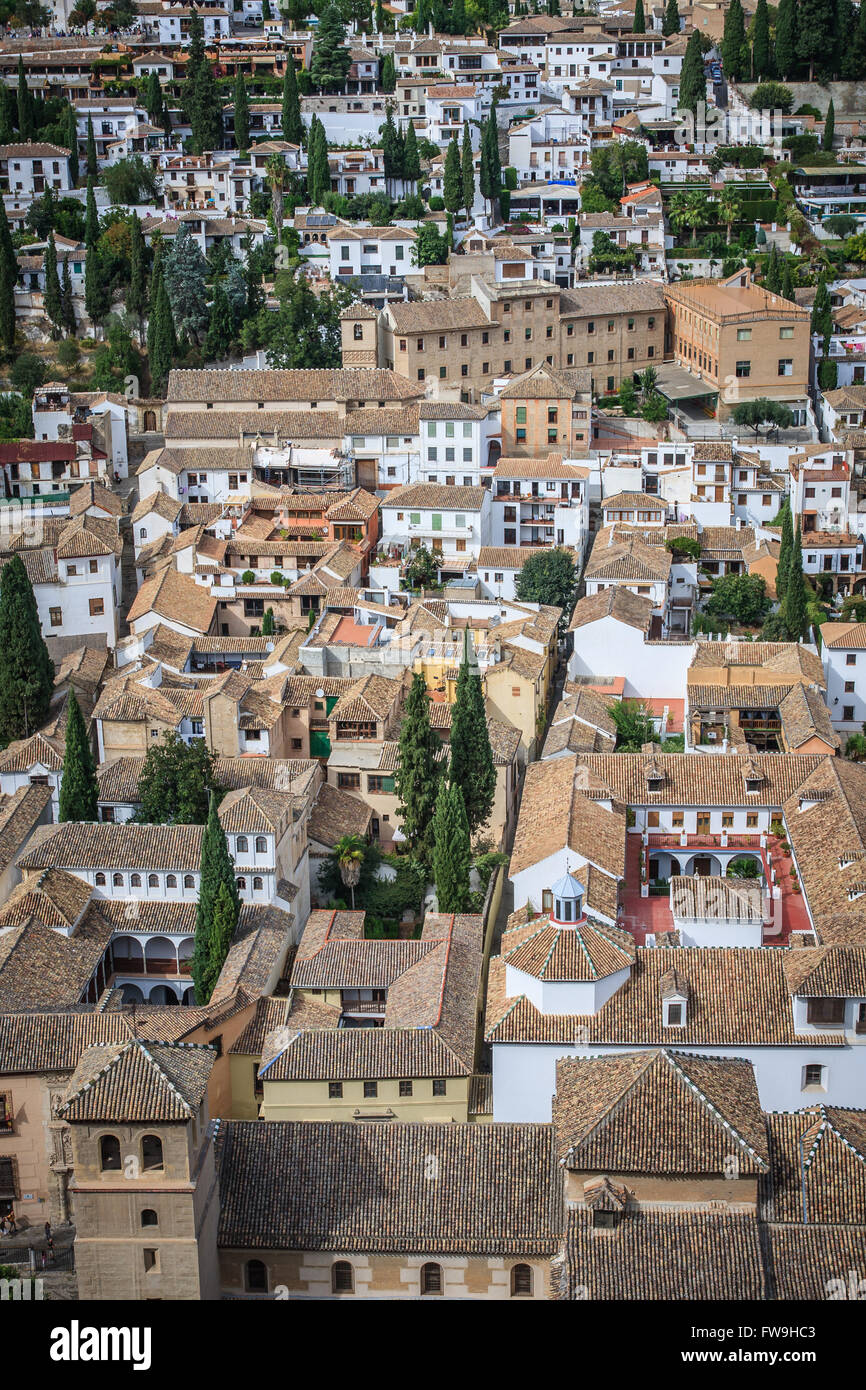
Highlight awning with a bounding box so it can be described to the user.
[654,363,720,403]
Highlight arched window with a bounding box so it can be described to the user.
[166,874,177,888]
[510,1264,532,1297]
[236,877,247,892]
[354,322,364,341]
[255,836,267,854]
[112,873,124,887]
[95,872,106,886]
[100,1135,121,1171]
[139,527,147,539]
[141,1209,158,1228]
[421,1262,443,1296]
[236,836,249,854]
[245,1259,268,1293]
[184,874,194,888]
[332,1261,353,1294]
[253,876,263,891]
[141,1135,163,1171]
[148,873,159,888]
[130,873,142,887]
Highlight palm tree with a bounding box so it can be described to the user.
[845,732,866,761]
[682,189,710,246]
[333,834,366,910]
[266,154,286,233]
[716,185,741,245]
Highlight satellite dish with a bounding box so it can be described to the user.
[315,688,325,699]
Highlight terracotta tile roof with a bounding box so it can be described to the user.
[486,943,845,1047]
[0,1010,131,1074]
[329,673,402,723]
[574,751,826,807]
[209,905,295,1008]
[0,784,53,871]
[382,481,487,510]
[510,754,626,880]
[782,759,866,945]
[584,528,671,582]
[760,1108,866,1228]
[69,480,124,518]
[602,491,666,512]
[0,907,112,1012]
[163,410,345,442]
[216,1120,562,1254]
[58,1038,215,1122]
[670,875,763,923]
[167,368,423,405]
[307,782,372,848]
[821,621,866,649]
[568,585,653,633]
[17,820,207,873]
[505,917,635,982]
[126,566,217,634]
[557,1208,766,1300]
[0,867,92,931]
[553,1050,769,1173]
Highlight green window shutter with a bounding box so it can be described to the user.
[432,514,442,530]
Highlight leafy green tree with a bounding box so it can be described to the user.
[752,0,773,78]
[10,353,46,394]
[642,392,668,423]
[163,223,209,345]
[722,0,746,79]
[233,69,249,153]
[248,266,350,368]
[776,497,793,602]
[65,104,79,186]
[443,134,462,215]
[192,792,240,1004]
[461,122,475,219]
[135,732,219,824]
[85,113,97,177]
[782,521,807,639]
[704,573,771,627]
[775,0,797,79]
[58,692,98,822]
[730,397,793,437]
[749,81,793,112]
[0,553,55,744]
[394,672,442,864]
[662,0,679,34]
[515,548,577,631]
[610,700,659,751]
[281,57,304,144]
[844,0,866,79]
[310,3,351,92]
[43,232,62,338]
[261,607,275,636]
[449,627,496,835]
[413,221,450,266]
[823,97,835,151]
[619,376,638,414]
[432,780,472,913]
[678,31,706,116]
[633,0,645,32]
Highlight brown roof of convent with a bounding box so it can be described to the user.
[166,368,423,404]
[58,1038,216,1122]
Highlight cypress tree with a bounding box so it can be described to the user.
[775,0,797,79]
[0,248,15,351]
[233,70,249,153]
[823,98,835,152]
[431,780,472,914]
[65,105,79,186]
[783,522,807,640]
[781,255,794,302]
[633,0,645,32]
[817,340,837,390]
[85,177,99,249]
[443,134,462,215]
[0,553,55,744]
[722,0,746,80]
[381,51,396,92]
[394,672,443,865]
[261,607,275,635]
[486,106,501,196]
[183,7,223,154]
[61,257,75,336]
[0,203,14,285]
[764,241,782,294]
[797,0,834,80]
[403,120,420,185]
[16,57,32,141]
[206,278,234,360]
[84,243,106,327]
[145,70,163,124]
[85,114,97,177]
[461,122,475,220]
[776,498,793,601]
[679,31,706,115]
[844,0,866,79]
[206,879,238,1000]
[752,0,773,79]
[449,627,496,835]
[281,57,304,145]
[662,0,680,35]
[811,271,832,338]
[58,692,98,822]
[128,212,146,320]
[192,792,240,1005]
[0,85,13,146]
[44,232,62,337]
[148,272,175,395]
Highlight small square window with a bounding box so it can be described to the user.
[329,1082,343,1099]
[363,1081,378,1099]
